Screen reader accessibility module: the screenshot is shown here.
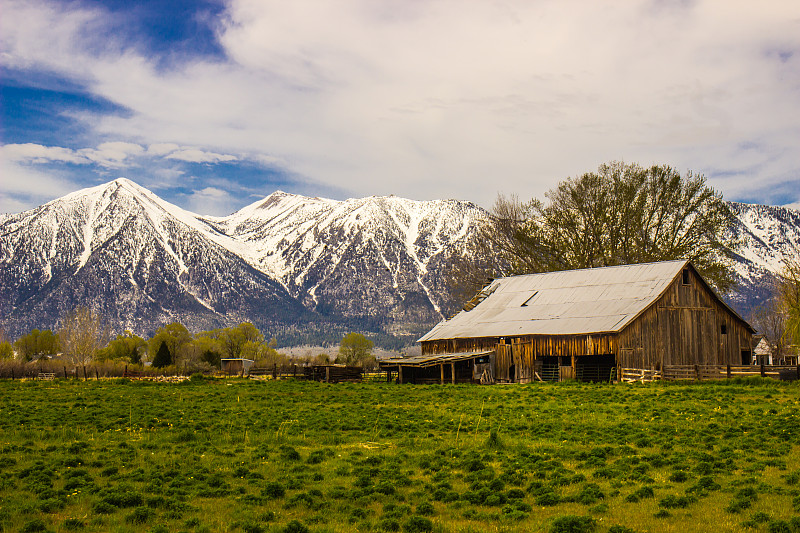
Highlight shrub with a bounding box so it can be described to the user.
[263,482,286,499]
[575,483,604,505]
[20,519,49,533]
[379,518,401,532]
[767,520,792,533]
[416,501,436,516]
[549,515,597,533]
[403,515,433,533]
[125,506,153,525]
[283,520,310,533]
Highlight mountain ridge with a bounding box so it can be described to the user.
[1,179,798,343]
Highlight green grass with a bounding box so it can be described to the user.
[1,377,799,532]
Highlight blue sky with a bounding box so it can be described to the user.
[2,0,800,215]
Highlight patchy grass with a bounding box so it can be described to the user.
[0,377,799,532]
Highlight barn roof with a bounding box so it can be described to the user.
[420,260,743,342]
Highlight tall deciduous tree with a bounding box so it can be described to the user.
[459,162,737,297]
[58,307,109,365]
[338,333,373,366]
[779,259,800,351]
[148,323,192,365]
[98,331,146,364]
[13,329,60,361]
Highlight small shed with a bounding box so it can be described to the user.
[221,358,255,375]
[384,260,754,383]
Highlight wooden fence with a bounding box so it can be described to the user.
[621,364,800,383]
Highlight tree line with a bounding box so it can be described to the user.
[0,310,377,371]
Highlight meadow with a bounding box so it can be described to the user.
[1,377,799,533]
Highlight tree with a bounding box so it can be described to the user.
[778,258,800,351]
[0,342,13,360]
[13,329,60,361]
[58,307,109,365]
[97,331,146,363]
[338,333,373,366]
[148,323,192,365]
[750,295,788,364]
[219,322,264,359]
[152,341,172,368]
[466,162,738,295]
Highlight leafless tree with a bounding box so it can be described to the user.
[58,307,110,366]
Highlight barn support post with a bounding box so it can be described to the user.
[571,354,576,381]
[451,363,456,384]
[325,366,330,383]
[440,364,444,385]
[398,366,404,384]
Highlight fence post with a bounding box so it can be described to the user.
[694,364,700,381]
[63,366,67,378]
[272,363,277,379]
[83,366,87,381]
[727,364,731,379]
[124,364,128,378]
[293,364,297,378]
[760,362,765,377]
[95,368,99,380]
[11,368,14,380]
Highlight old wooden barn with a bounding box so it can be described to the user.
[381,260,755,383]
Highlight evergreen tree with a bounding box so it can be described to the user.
[152,341,172,368]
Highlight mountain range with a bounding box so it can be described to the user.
[1,178,798,345]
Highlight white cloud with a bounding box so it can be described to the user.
[183,186,239,216]
[0,160,78,213]
[2,0,800,207]
[0,143,90,164]
[165,149,237,163]
[147,143,181,156]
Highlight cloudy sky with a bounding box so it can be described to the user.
[2,0,799,215]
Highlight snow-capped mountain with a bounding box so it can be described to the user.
[1,178,798,342]
[727,202,800,315]
[203,191,482,335]
[0,179,310,337]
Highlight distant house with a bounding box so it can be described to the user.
[221,358,255,375]
[381,260,755,383]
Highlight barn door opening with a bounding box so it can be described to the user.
[575,354,617,382]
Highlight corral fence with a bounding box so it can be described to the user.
[621,364,800,383]
[248,364,367,383]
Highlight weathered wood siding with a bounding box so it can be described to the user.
[421,265,753,380]
[617,267,752,368]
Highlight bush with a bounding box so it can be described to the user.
[125,506,153,524]
[263,482,286,499]
[283,520,310,533]
[403,515,433,532]
[21,519,50,533]
[550,515,597,533]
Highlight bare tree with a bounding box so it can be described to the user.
[750,297,788,364]
[58,307,110,365]
[779,258,800,354]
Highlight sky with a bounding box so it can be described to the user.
[1,0,799,216]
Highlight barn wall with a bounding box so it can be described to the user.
[421,265,753,377]
[618,267,752,368]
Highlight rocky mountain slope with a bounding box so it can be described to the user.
[0,179,310,338]
[1,179,798,342]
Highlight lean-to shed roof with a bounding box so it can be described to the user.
[420,260,714,342]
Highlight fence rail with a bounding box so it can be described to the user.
[625,364,800,382]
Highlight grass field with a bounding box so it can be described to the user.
[1,377,799,533]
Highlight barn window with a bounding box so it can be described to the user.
[682,268,690,285]
[521,291,539,307]
[721,324,727,335]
